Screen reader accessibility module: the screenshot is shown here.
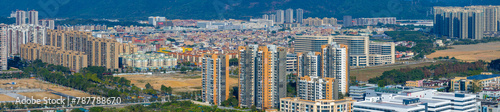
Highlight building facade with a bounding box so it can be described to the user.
[238,45,287,110]
[20,43,88,72]
[202,53,229,105]
[434,6,495,40]
[0,24,7,70]
[298,76,339,101]
[296,8,304,23]
[46,30,137,70]
[28,10,38,25]
[295,35,369,67]
[285,8,294,23]
[120,51,177,71]
[16,10,26,25]
[280,97,356,112]
[6,25,47,55]
[321,43,349,94]
[368,42,395,65]
[276,10,285,24]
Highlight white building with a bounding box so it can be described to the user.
[148,16,166,26]
[369,42,395,65]
[285,8,294,23]
[6,25,47,55]
[28,10,38,25]
[0,24,7,70]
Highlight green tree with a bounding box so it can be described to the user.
[145,83,153,89]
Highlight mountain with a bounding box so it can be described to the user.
[0,0,499,21]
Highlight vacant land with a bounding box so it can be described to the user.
[427,42,500,62]
[0,94,16,101]
[351,61,443,81]
[0,79,93,97]
[18,92,64,99]
[117,72,239,93]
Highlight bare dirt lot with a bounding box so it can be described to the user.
[117,72,239,93]
[0,94,16,101]
[18,92,64,100]
[427,42,500,62]
[0,79,93,97]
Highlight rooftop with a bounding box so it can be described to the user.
[466,74,500,80]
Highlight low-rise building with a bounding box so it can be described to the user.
[405,80,424,87]
[450,72,500,92]
[121,51,177,71]
[280,97,355,112]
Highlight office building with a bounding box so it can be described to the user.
[0,24,7,70]
[28,10,38,25]
[298,76,339,101]
[279,97,356,112]
[148,16,166,26]
[295,35,369,67]
[202,53,229,105]
[296,8,304,23]
[343,16,352,27]
[20,43,88,72]
[46,30,136,70]
[285,8,294,23]
[434,6,488,40]
[120,51,177,71]
[16,10,26,25]
[40,19,55,29]
[238,45,287,110]
[368,42,395,65]
[276,10,285,24]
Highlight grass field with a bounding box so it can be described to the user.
[427,42,500,62]
[351,61,443,81]
[117,72,239,93]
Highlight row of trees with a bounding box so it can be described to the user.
[453,37,500,45]
[369,61,486,87]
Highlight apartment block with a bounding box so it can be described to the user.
[6,25,47,55]
[434,6,491,40]
[0,24,7,70]
[298,76,339,101]
[238,45,287,110]
[202,53,229,105]
[321,43,349,94]
[20,43,88,72]
[297,52,321,78]
[46,30,136,70]
[280,97,355,112]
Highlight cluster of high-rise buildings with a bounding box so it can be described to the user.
[263,8,304,24]
[201,43,353,110]
[19,30,138,71]
[434,6,500,40]
[0,10,54,70]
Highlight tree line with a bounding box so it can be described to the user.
[369,61,486,87]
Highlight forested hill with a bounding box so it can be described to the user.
[0,0,500,20]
